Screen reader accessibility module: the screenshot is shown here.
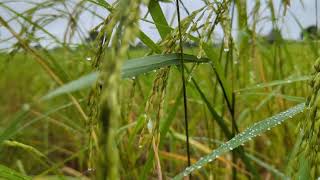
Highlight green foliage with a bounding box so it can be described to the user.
[0,0,317,179]
[0,164,31,180]
[42,53,208,100]
[173,103,305,179]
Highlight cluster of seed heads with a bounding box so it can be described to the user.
[138,10,200,148]
[296,57,320,178]
[87,0,141,179]
[175,103,303,179]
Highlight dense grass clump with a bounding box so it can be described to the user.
[0,0,319,179]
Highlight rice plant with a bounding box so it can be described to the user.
[0,0,319,179]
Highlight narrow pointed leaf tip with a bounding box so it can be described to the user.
[121,53,209,78]
[173,103,305,179]
[41,72,99,101]
[41,53,208,100]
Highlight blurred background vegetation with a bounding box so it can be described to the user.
[0,0,319,179]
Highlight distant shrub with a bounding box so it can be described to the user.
[264,28,282,44]
[300,25,320,40]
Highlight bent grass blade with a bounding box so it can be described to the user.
[42,54,208,100]
[173,103,305,179]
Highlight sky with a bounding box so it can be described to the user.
[0,0,319,49]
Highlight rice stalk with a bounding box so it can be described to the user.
[138,3,202,177]
[88,0,141,179]
[176,0,191,178]
[295,57,320,178]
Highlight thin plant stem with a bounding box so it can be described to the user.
[176,0,191,179]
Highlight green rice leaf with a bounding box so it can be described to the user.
[3,140,48,163]
[42,54,208,100]
[0,164,31,180]
[41,72,99,100]
[138,31,162,53]
[0,106,30,145]
[122,53,208,78]
[173,103,305,179]
[148,0,171,39]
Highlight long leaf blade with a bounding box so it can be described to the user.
[148,0,171,39]
[173,103,305,179]
[122,53,208,78]
[41,72,99,100]
[0,164,31,180]
[42,54,208,100]
[236,75,311,92]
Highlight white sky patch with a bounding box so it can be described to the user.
[0,0,318,50]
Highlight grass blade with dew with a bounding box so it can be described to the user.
[236,75,311,92]
[0,164,32,180]
[186,65,259,177]
[181,135,289,179]
[42,54,208,100]
[122,53,208,78]
[141,2,257,174]
[173,103,305,179]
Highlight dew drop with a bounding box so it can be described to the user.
[87,168,95,172]
[86,57,92,61]
[187,76,192,82]
[147,119,153,133]
[132,76,136,80]
[22,104,30,111]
